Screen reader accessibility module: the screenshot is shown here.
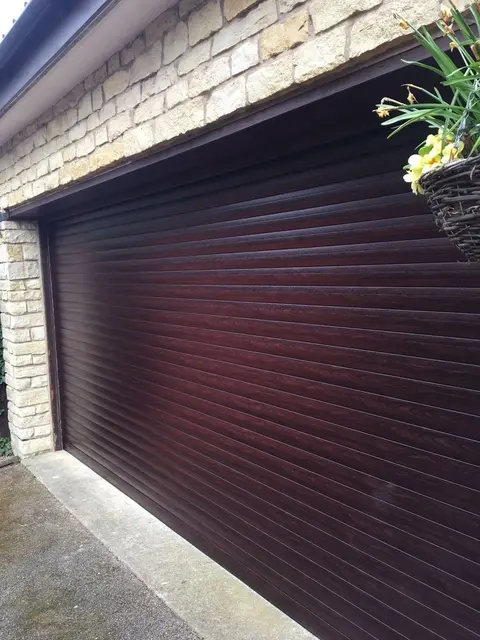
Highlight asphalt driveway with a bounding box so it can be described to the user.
[0,463,201,640]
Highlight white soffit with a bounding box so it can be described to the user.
[0,0,177,146]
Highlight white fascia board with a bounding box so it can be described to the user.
[0,0,176,147]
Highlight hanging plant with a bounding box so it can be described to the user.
[375,1,480,261]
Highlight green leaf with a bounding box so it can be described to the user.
[419,144,433,156]
[447,6,476,41]
[470,3,480,36]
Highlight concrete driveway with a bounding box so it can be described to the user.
[0,463,201,640]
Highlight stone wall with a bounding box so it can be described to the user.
[0,0,464,210]
[0,221,53,457]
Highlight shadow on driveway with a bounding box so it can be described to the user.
[0,464,201,640]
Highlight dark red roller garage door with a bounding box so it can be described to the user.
[49,112,480,640]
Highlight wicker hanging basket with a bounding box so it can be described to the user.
[419,155,480,262]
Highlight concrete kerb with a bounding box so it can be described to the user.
[24,451,318,640]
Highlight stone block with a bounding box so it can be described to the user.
[23,184,34,200]
[7,190,23,207]
[145,8,178,47]
[116,85,142,113]
[76,133,96,157]
[92,86,103,111]
[246,52,293,103]
[33,127,47,148]
[260,10,308,59]
[88,141,124,172]
[10,313,44,330]
[134,93,165,124]
[8,386,49,408]
[108,52,121,74]
[6,290,41,302]
[189,55,230,97]
[32,355,47,365]
[33,424,53,438]
[279,0,306,12]
[87,112,101,131]
[31,145,44,165]
[178,40,212,75]
[11,434,52,457]
[293,22,346,82]
[98,101,116,125]
[180,0,203,17]
[347,0,441,60]
[141,77,157,100]
[46,118,64,140]
[49,151,64,171]
[6,375,31,391]
[78,92,93,120]
[164,21,189,64]
[69,120,88,143]
[155,96,205,144]
[63,144,77,163]
[35,403,51,415]
[5,354,33,367]
[231,37,259,75]
[64,107,78,130]
[212,0,277,55]
[188,1,223,46]
[37,160,49,178]
[122,122,155,156]
[1,228,37,244]
[22,244,39,261]
[166,78,189,109]
[9,422,34,439]
[0,220,27,233]
[5,245,24,262]
[26,263,39,279]
[103,70,130,102]
[2,328,30,343]
[94,126,108,147]
[206,76,246,122]
[31,326,46,341]
[84,63,107,90]
[11,364,47,380]
[43,170,60,192]
[121,36,146,65]
[26,300,43,313]
[130,40,163,83]
[224,0,260,21]
[25,279,41,290]
[61,157,86,185]
[5,263,27,280]
[3,301,27,315]
[65,83,85,108]
[311,0,382,35]
[155,65,178,92]
[31,375,49,388]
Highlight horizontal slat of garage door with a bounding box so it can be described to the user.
[51,135,480,640]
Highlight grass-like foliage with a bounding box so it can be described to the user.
[376,2,480,193]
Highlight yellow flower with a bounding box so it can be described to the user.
[399,19,409,30]
[403,132,464,195]
[375,105,390,118]
[450,41,457,50]
[403,171,425,195]
[406,86,417,104]
[408,154,423,169]
[440,3,453,24]
[442,141,464,162]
